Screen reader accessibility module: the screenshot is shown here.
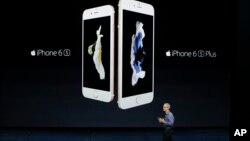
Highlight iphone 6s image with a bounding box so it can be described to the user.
[118,0,154,109]
[82,5,114,102]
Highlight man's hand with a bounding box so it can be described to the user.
[158,117,165,124]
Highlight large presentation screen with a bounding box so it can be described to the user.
[0,0,232,127]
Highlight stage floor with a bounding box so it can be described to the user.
[0,128,228,141]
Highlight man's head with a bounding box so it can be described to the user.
[163,103,171,112]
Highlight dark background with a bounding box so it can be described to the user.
[83,16,110,91]
[122,10,153,97]
[0,0,243,128]
[233,0,250,130]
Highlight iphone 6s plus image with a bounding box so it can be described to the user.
[82,5,114,102]
[118,0,154,109]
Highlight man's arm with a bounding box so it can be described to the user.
[164,113,174,126]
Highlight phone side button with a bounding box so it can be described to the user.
[136,96,141,104]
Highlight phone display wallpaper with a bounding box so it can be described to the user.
[122,10,153,97]
[83,16,110,91]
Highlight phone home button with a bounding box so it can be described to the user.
[136,96,141,104]
[93,91,99,98]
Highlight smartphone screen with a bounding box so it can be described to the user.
[122,10,153,97]
[83,16,110,91]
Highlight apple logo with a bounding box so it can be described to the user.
[166,50,171,57]
[31,50,36,56]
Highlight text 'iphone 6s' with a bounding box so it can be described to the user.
[118,0,154,109]
[82,5,114,102]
